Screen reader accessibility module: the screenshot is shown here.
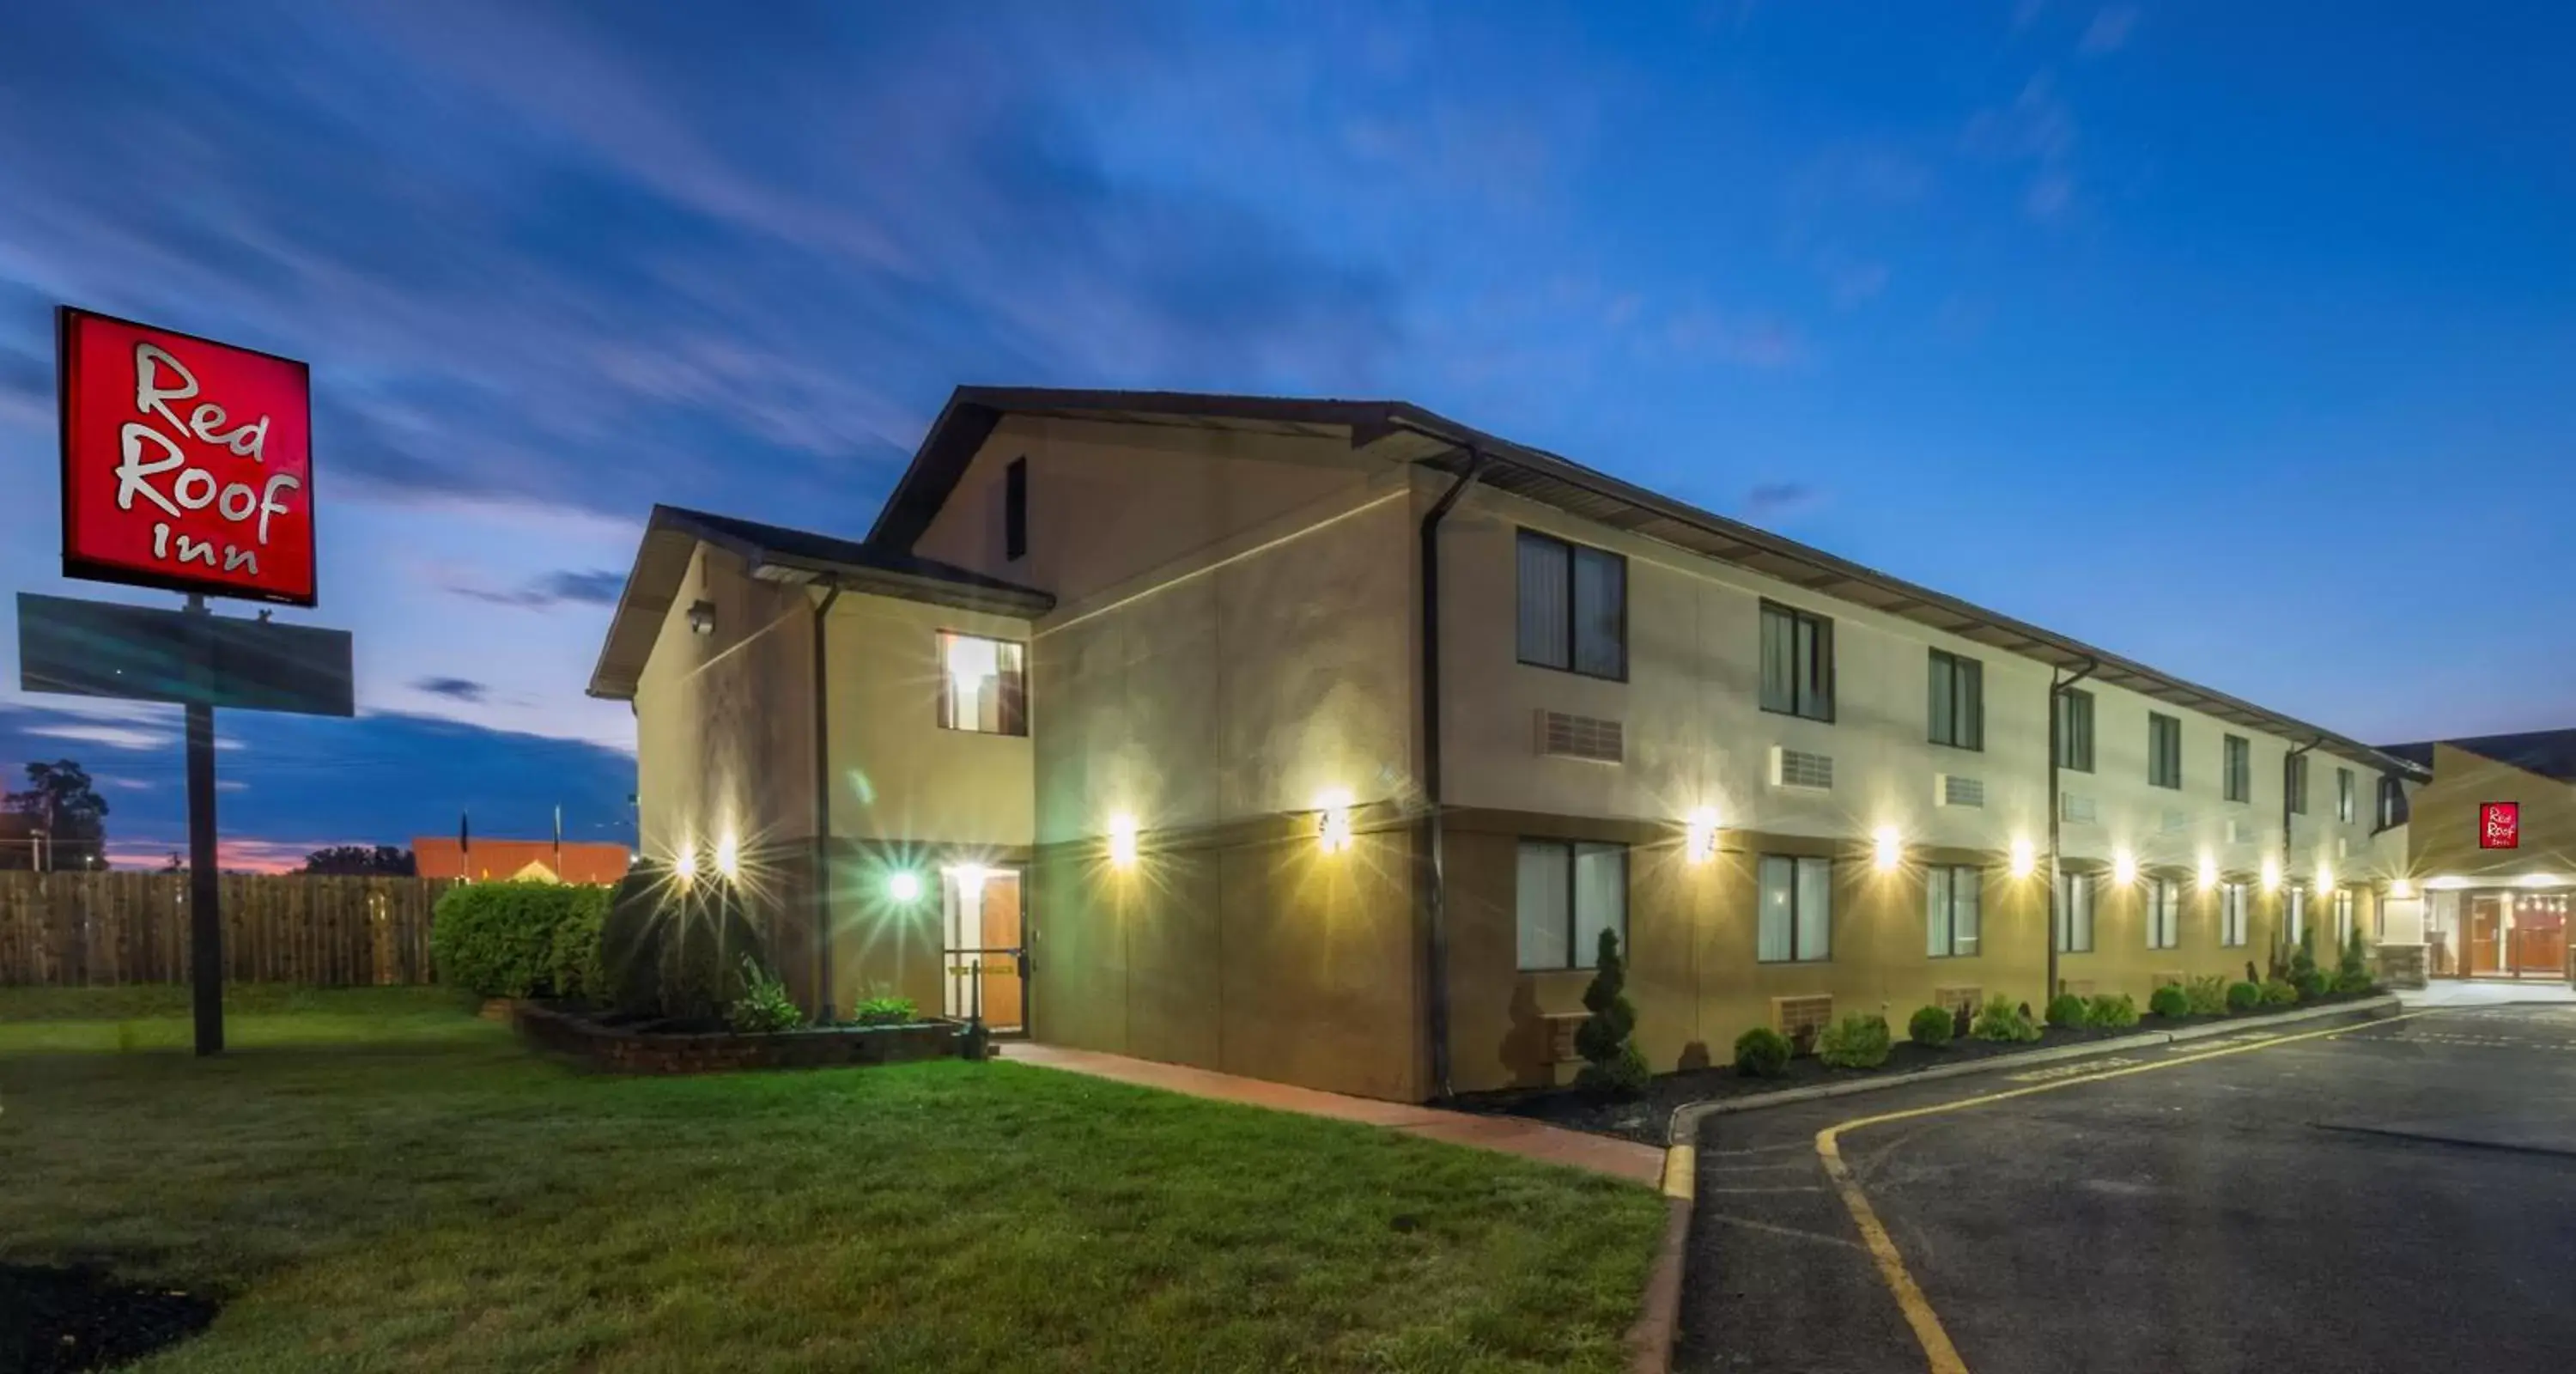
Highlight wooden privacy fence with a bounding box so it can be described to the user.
[0,872,458,988]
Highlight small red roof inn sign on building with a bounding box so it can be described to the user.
[2480,801,2521,849]
[58,307,316,605]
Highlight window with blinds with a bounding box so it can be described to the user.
[1516,530,1625,679]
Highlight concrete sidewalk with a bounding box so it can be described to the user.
[2400,979,2576,1008]
[998,1042,1664,1187]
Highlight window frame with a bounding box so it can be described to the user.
[2333,888,2354,945]
[2223,734,2251,804]
[1757,853,1834,963]
[2287,884,2309,943]
[934,630,1029,737]
[2220,882,2251,947]
[1514,529,1628,682]
[2148,712,2184,790]
[1513,838,1629,972]
[2336,767,2355,824]
[2054,870,2097,953]
[2056,688,2096,773]
[1925,863,1983,958]
[2147,876,2182,950]
[1003,456,1028,562]
[1758,601,1837,723]
[1928,650,1985,751]
[2287,754,2310,816]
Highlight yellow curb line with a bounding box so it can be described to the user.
[1662,1144,1696,1201]
[1817,1007,2433,1374]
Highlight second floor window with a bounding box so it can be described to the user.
[2377,775,2408,830]
[2221,883,2250,946]
[2287,755,2311,815]
[2224,735,2251,803]
[2147,877,2181,949]
[2148,713,2183,789]
[1516,530,1625,679]
[1759,602,1835,721]
[1928,650,1984,750]
[2057,688,2095,772]
[1926,864,1981,957]
[2336,768,2355,824]
[1003,456,1028,561]
[938,632,1027,735]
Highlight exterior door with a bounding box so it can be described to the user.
[2511,894,2567,977]
[942,866,1026,1033]
[2469,895,2506,976]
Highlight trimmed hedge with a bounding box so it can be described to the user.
[1734,1026,1792,1078]
[2148,985,2191,1019]
[1907,1004,1955,1049]
[1817,1013,1893,1070]
[2226,980,2263,1012]
[430,881,614,1000]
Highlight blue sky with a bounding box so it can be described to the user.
[1,1,2568,866]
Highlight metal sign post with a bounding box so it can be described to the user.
[184,593,222,1055]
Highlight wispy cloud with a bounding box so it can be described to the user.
[446,568,624,610]
[1743,482,1826,523]
[1964,73,2083,224]
[2079,7,2140,55]
[411,677,491,704]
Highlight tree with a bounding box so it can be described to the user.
[1572,928,1649,1097]
[299,845,417,876]
[1,759,109,870]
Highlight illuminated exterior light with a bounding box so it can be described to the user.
[886,869,922,903]
[2112,850,2137,886]
[1686,807,1721,864]
[2315,861,2336,893]
[1872,826,1902,872]
[2008,836,2035,879]
[714,832,740,881]
[2197,855,2219,892]
[675,842,698,882]
[2388,878,2415,899]
[1107,812,1139,868]
[2260,856,2281,893]
[1315,791,1355,854]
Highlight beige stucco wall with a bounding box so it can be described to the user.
[821,590,1035,848]
[2406,743,2576,882]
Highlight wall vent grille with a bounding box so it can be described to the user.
[1938,774,1986,808]
[1535,710,1623,763]
[1772,994,1835,1051]
[2061,793,2099,824]
[1771,746,1835,791]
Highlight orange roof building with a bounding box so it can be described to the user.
[413,837,629,885]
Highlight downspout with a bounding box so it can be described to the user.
[2044,656,2098,1001]
[2282,736,2321,961]
[810,583,843,1022]
[1419,446,1487,1101]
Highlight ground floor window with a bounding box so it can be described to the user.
[2147,877,2181,949]
[1515,840,1627,970]
[2333,888,2354,946]
[2054,871,2095,952]
[1759,854,1832,962]
[2287,885,2308,946]
[2221,882,2250,947]
[1925,864,1981,958]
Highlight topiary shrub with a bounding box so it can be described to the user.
[2045,993,2091,1029]
[431,880,614,999]
[2261,976,2299,1007]
[1816,1013,1893,1070]
[2335,927,2373,994]
[848,994,919,1027]
[599,864,773,1023]
[1572,930,1650,1097]
[2287,924,2322,997]
[2226,980,2263,1012]
[726,955,807,1034]
[1735,1026,1792,1078]
[1907,1004,1955,1049]
[2087,993,2141,1029]
[2184,976,2229,1017]
[2148,985,2191,1019]
[1972,994,2040,1043]
[2293,966,2330,1001]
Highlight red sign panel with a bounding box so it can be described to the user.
[2479,801,2520,850]
[58,307,315,605]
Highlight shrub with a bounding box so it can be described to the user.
[1907,1004,1955,1049]
[2184,976,2229,1017]
[2226,980,2263,1012]
[2336,927,2372,994]
[431,880,614,999]
[2293,967,2330,1001]
[848,995,920,1027]
[726,956,806,1034]
[1817,1013,1893,1070]
[1971,995,2040,1043]
[600,864,770,1020]
[2087,993,2141,1029]
[2148,985,2191,1019]
[2333,966,2375,994]
[1735,1026,1793,1078]
[2261,976,2299,1007]
[1573,930,1649,1097]
[2045,993,2091,1029]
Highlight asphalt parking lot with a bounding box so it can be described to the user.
[1677,1003,2576,1373]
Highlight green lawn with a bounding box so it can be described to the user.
[0,987,1662,1372]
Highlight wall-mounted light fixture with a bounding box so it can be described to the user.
[1107,812,1139,868]
[1872,826,1902,872]
[2008,836,2036,879]
[886,869,923,903]
[675,842,698,883]
[1686,807,1722,864]
[686,599,717,636]
[2260,856,2281,893]
[714,831,740,881]
[2197,854,2219,892]
[1315,791,1355,854]
[2388,878,2415,899]
[2315,860,2336,893]
[2111,849,2138,886]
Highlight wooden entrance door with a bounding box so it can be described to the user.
[2511,895,2568,977]
[2469,896,2506,976]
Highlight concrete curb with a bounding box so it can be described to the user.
[1624,1193,1692,1374]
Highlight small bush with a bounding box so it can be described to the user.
[431,880,613,1000]
[2336,927,2373,994]
[2261,976,2299,1007]
[848,995,920,1026]
[1907,1004,1955,1049]
[2292,967,2330,1001]
[2226,980,2263,1012]
[2184,976,2229,1017]
[726,956,806,1034]
[1735,1026,1793,1078]
[1971,995,2040,1043]
[2148,985,2191,1019]
[2332,966,2375,994]
[2087,993,2141,1029]
[1816,1013,1893,1070]
[2045,993,2091,1029]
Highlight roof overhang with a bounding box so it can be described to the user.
[586,504,1054,701]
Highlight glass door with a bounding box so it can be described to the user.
[941,866,1025,1033]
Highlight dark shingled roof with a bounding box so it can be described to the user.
[2380,729,2576,781]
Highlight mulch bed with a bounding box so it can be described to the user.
[1444,993,2388,1146]
[0,1265,218,1374]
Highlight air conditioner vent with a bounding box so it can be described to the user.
[1536,709,1623,763]
[1937,774,1986,809]
[2061,793,2098,824]
[1772,994,1835,1052]
[1771,746,1834,792]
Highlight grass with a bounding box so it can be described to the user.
[0,986,1663,1372]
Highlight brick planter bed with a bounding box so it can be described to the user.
[510,1001,965,1074]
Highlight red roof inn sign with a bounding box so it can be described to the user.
[2480,801,2521,850]
[58,307,316,605]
